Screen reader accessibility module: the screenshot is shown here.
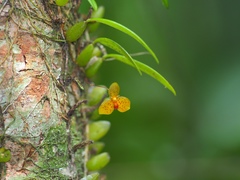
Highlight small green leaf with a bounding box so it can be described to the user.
[162,0,169,9]
[93,37,141,75]
[88,0,98,11]
[66,21,87,42]
[89,121,111,141]
[87,86,107,106]
[86,18,159,64]
[104,54,176,95]
[55,0,69,6]
[77,44,94,67]
[87,152,110,171]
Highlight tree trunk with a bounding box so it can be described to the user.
[0,0,89,179]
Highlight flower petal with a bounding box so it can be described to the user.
[99,98,114,115]
[108,82,120,98]
[117,96,130,112]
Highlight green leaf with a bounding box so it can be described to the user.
[104,54,176,95]
[88,0,98,11]
[87,86,107,106]
[162,0,169,9]
[89,121,111,141]
[66,21,87,42]
[76,44,94,66]
[93,37,141,75]
[86,18,159,64]
[87,152,110,171]
[55,0,69,6]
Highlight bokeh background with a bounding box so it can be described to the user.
[92,0,240,179]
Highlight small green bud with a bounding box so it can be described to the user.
[88,6,105,32]
[87,152,110,171]
[89,142,105,154]
[77,44,94,67]
[89,120,110,141]
[87,86,107,106]
[55,0,69,6]
[80,172,100,180]
[66,21,87,42]
[0,147,11,163]
[85,57,102,78]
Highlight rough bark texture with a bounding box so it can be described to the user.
[0,0,89,179]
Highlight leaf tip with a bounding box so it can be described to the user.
[167,86,176,96]
[162,0,169,9]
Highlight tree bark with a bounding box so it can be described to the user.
[0,0,89,179]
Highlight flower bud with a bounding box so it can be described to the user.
[89,142,105,154]
[87,86,107,106]
[66,21,87,42]
[55,0,68,6]
[76,44,94,67]
[85,57,102,78]
[87,152,110,171]
[0,147,11,163]
[89,120,110,141]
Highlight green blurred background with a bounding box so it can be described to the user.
[92,0,240,179]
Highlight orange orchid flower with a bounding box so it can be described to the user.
[98,82,130,115]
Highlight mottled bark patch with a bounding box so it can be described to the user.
[17,33,38,55]
[0,43,8,57]
[20,74,49,104]
[0,30,5,40]
[5,141,39,177]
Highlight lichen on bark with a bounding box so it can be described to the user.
[0,0,88,179]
